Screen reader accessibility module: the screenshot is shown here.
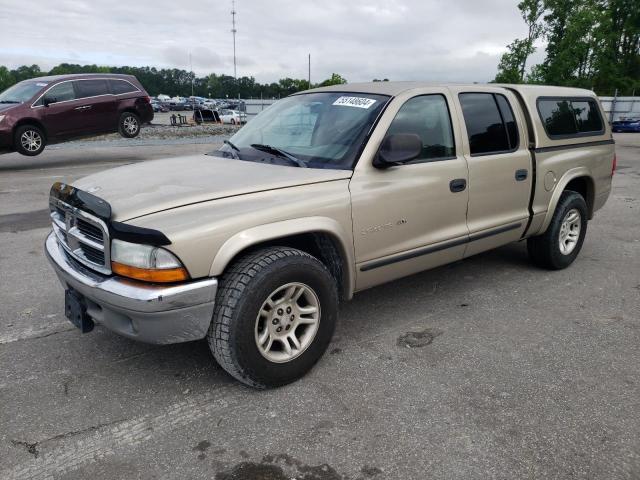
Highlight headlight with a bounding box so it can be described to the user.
[110,239,189,283]
[0,115,5,123]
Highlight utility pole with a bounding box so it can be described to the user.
[189,52,194,97]
[308,54,311,89]
[231,0,237,82]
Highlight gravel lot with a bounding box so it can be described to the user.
[0,134,638,479]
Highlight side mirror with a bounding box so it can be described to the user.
[373,133,423,168]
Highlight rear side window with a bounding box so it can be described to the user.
[385,94,456,162]
[537,98,604,138]
[459,93,519,155]
[110,79,139,95]
[74,79,109,99]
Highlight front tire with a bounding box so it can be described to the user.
[14,125,46,156]
[118,112,140,138]
[207,247,338,388]
[527,191,588,270]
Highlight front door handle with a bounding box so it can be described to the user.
[515,169,528,181]
[449,178,467,193]
[74,105,92,111]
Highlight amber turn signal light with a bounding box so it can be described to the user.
[111,261,189,283]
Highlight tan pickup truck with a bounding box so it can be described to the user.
[45,82,615,387]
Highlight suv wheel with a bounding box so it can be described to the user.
[14,125,46,156]
[527,191,588,270]
[207,247,338,388]
[119,112,140,138]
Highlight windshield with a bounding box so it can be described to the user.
[212,92,389,170]
[0,81,46,103]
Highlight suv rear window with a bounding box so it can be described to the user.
[537,98,604,138]
[74,79,109,99]
[110,79,139,95]
[459,93,519,155]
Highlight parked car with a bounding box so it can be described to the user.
[220,109,247,124]
[0,73,153,156]
[611,118,640,132]
[150,100,169,113]
[45,83,614,388]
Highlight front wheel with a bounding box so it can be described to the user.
[118,112,140,138]
[14,125,46,156]
[527,191,588,270]
[207,247,338,388]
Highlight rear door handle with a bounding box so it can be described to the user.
[515,169,528,181]
[449,178,467,193]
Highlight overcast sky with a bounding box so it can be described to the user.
[0,0,544,83]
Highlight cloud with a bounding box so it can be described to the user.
[0,0,534,83]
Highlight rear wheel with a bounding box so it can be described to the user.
[207,247,338,388]
[527,191,588,270]
[14,125,46,156]
[118,112,140,138]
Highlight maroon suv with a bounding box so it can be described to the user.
[0,73,154,156]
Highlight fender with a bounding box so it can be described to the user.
[539,166,594,233]
[209,216,356,299]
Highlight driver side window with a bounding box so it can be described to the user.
[386,95,456,163]
[40,82,76,105]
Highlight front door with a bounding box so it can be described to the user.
[453,88,532,257]
[350,90,470,290]
[40,81,85,138]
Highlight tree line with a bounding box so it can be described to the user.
[0,63,348,98]
[494,0,639,95]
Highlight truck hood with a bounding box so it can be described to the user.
[73,154,352,221]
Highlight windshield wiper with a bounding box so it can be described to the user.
[224,139,240,152]
[223,139,241,159]
[250,144,307,168]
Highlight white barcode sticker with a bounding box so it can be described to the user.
[332,96,377,109]
[36,82,49,87]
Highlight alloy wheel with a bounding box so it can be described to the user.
[20,130,42,152]
[254,282,321,363]
[559,208,581,255]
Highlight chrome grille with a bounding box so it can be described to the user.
[49,198,111,274]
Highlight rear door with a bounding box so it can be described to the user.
[72,79,117,133]
[452,88,532,257]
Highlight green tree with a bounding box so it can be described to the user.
[0,66,15,92]
[319,73,347,86]
[495,0,544,83]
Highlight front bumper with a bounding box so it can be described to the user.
[45,232,218,344]
[0,126,13,150]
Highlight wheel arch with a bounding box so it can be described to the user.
[540,168,595,233]
[209,217,355,301]
[13,118,48,140]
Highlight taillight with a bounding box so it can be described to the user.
[144,96,151,103]
[612,153,617,176]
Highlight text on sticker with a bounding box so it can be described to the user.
[333,96,377,109]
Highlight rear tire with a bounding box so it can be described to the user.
[14,125,46,156]
[118,112,140,138]
[527,191,588,270]
[207,247,338,388]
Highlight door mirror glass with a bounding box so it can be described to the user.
[374,133,423,168]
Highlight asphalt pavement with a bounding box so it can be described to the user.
[0,134,638,479]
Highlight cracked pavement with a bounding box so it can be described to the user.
[1,135,639,479]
